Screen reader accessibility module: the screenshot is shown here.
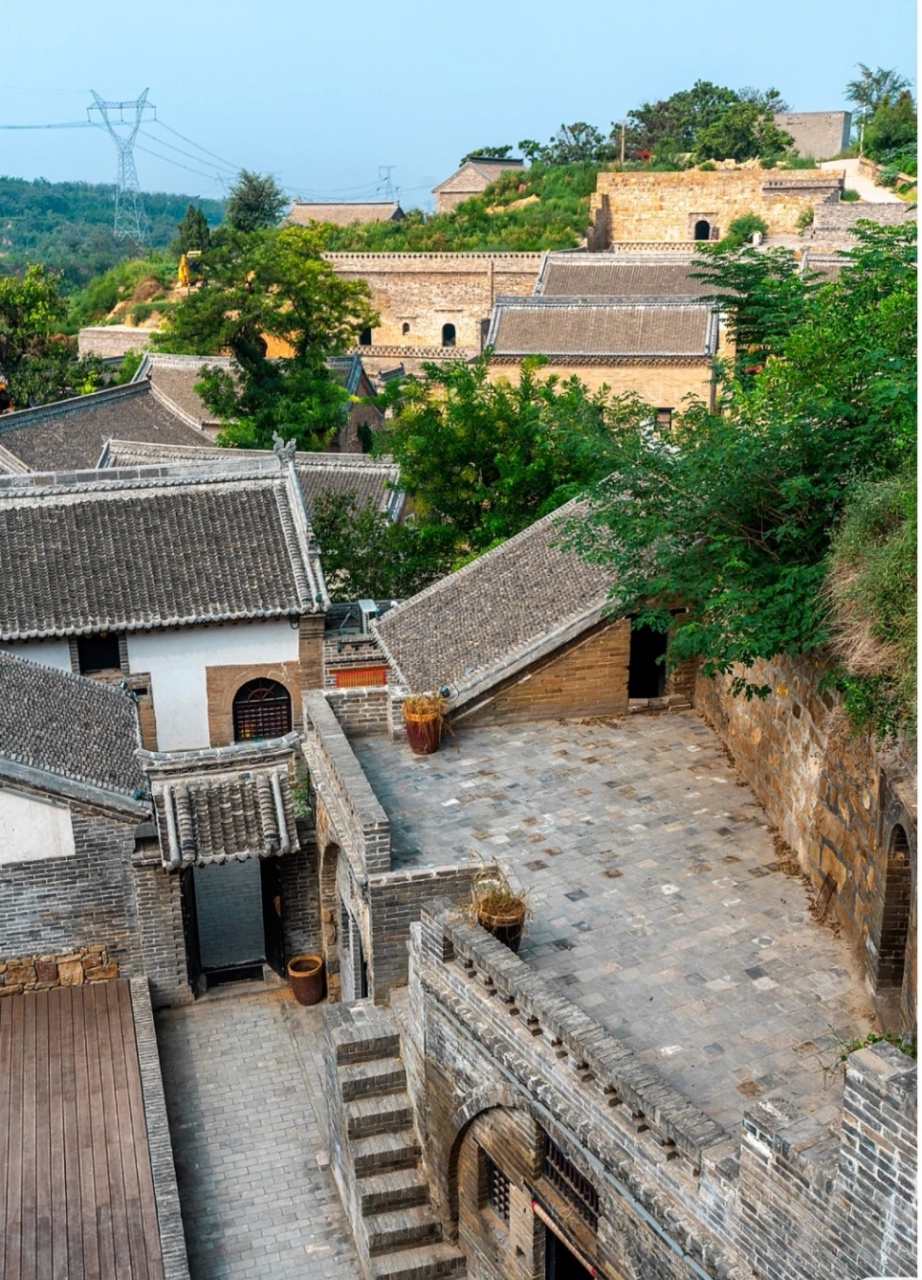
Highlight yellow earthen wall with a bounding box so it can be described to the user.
[487,360,713,407]
[591,169,843,245]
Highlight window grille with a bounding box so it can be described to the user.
[485,1156,510,1223]
[542,1135,598,1230]
[232,679,292,742]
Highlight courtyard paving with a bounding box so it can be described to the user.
[354,711,875,1135]
[156,986,360,1280]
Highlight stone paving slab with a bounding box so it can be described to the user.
[156,987,360,1280]
[354,712,875,1135]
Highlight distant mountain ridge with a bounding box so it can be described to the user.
[0,176,224,287]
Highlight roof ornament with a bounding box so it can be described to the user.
[272,433,297,464]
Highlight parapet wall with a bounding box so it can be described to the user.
[407,901,917,1280]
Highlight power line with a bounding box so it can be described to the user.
[153,120,243,174]
[139,129,236,175]
[0,120,93,129]
[133,140,229,187]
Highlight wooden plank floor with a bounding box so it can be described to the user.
[0,981,165,1280]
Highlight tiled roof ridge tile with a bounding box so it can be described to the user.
[0,458,288,498]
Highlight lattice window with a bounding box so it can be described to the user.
[542,1135,598,1230]
[484,1155,510,1224]
[232,679,292,742]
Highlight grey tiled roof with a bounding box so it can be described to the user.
[0,651,145,799]
[486,297,718,358]
[142,736,300,867]
[99,441,403,517]
[0,461,326,641]
[143,354,233,426]
[0,381,212,474]
[536,253,710,298]
[373,499,612,703]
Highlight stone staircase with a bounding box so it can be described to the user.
[324,1004,467,1280]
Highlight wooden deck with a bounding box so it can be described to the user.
[0,981,166,1280]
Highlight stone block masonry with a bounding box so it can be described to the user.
[0,944,118,996]
[404,902,916,1280]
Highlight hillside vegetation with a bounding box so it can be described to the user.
[0,177,223,287]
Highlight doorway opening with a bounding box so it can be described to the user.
[545,1227,593,1280]
[185,857,284,988]
[442,322,457,346]
[878,824,911,986]
[232,678,292,742]
[694,219,711,241]
[628,623,668,698]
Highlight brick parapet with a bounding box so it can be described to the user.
[325,687,390,737]
[301,690,391,875]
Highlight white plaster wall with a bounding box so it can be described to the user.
[0,788,76,864]
[126,621,300,751]
[0,640,73,672]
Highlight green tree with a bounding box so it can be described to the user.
[373,355,651,559]
[566,223,916,732]
[625,81,743,157]
[0,264,104,407]
[460,146,514,162]
[224,169,287,232]
[172,203,212,254]
[693,95,793,162]
[152,225,377,450]
[519,123,616,165]
[846,65,912,150]
[311,491,448,601]
[863,90,917,160]
[690,243,816,379]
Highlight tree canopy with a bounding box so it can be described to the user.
[172,203,212,255]
[152,224,377,450]
[0,265,104,407]
[372,356,652,564]
[565,222,917,738]
[224,170,287,233]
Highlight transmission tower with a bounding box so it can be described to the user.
[88,89,156,244]
[378,165,396,199]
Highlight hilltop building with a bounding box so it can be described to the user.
[773,111,852,161]
[432,156,526,213]
[286,200,405,227]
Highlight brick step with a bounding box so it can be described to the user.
[347,1093,414,1140]
[353,1130,422,1177]
[366,1205,443,1256]
[332,1008,401,1065]
[371,1242,467,1280]
[340,1056,407,1102]
[359,1169,431,1216]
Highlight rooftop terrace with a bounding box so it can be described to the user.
[353,711,874,1135]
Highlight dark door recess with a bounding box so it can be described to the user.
[628,623,668,698]
[261,858,285,977]
[545,1227,593,1280]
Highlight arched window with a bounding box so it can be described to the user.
[401,322,410,336]
[694,219,711,241]
[442,323,456,347]
[232,679,292,742]
[358,327,372,346]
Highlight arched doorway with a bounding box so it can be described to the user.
[879,824,911,986]
[359,327,372,346]
[232,678,292,742]
[442,322,457,347]
[693,219,711,241]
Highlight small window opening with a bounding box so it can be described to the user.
[484,1155,510,1223]
[77,633,121,674]
[879,824,911,986]
[401,322,410,336]
[628,623,668,699]
[442,322,456,347]
[232,678,292,742]
[694,219,711,241]
[542,1135,598,1231]
[359,327,372,346]
[655,407,673,431]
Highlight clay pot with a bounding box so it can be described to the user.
[403,708,442,755]
[477,902,527,953]
[287,953,325,1005]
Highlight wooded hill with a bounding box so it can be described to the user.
[0,177,223,287]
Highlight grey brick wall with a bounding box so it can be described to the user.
[326,687,390,737]
[0,791,141,973]
[131,848,191,1008]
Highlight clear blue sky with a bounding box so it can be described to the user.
[0,0,915,211]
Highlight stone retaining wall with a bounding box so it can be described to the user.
[0,943,118,995]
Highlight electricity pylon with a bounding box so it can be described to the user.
[88,89,156,244]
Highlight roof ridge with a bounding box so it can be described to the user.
[376,497,587,628]
[0,380,148,436]
[0,458,287,496]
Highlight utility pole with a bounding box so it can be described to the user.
[378,165,396,200]
[88,89,156,244]
[620,120,626,165]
